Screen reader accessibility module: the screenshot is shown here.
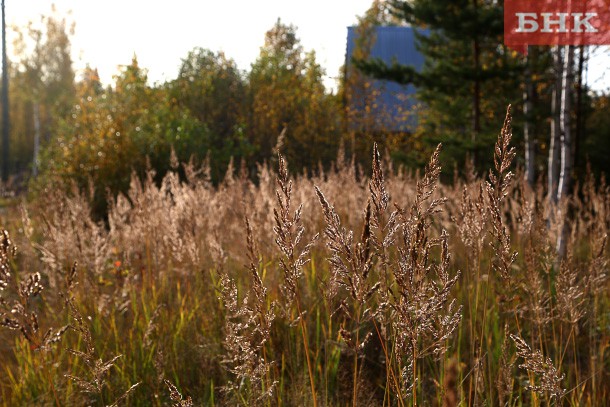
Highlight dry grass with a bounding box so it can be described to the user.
[0,107,608,406]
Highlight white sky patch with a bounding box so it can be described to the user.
[4,0,373,91]
[587,46,610,93]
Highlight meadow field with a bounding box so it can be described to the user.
[0,108,607,406]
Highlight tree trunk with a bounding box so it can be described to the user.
[472,0,481,167]
[573,45,586,173]
[556,45,575,259]
[523,46,535,187]
[557,45,574,202]
[32,102,41,178]
[548,46,562,205]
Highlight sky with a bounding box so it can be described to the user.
[4,0,610,93]
[5,0,374,91]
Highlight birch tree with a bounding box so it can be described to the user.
[557,45,575,203]
[556,45,575,258]
[547,46,562,206]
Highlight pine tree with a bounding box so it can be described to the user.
[355,0,522,170]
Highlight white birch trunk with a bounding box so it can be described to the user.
[557,45,574,202]
[556,45,575,259]
[548,46,562,205]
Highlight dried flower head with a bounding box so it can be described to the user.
[486,105,518,279]
[165,379,193,407]
[510,334,565,399]
[218,217,276,404]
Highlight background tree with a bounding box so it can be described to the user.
[355,0,523,172]
[39,58,207,217]
[16,3,602,225]
[582,92,610,178]
[247,19,341,173]
[8,12,75,178]
[169,48,249,181]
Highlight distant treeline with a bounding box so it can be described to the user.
[1,4,609,216]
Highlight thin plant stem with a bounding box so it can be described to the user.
[372,318,404,407]
[295,295,318,407]
[352,304,361,407]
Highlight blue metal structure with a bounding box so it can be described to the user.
[346,25,427,133]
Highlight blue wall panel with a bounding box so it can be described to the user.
[346,26,427,133]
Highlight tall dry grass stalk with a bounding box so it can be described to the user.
[274,154,319,406]
[0,228,67,357]
[0,106,607,405]
[486,105,518,281]
[510,334,565,399]
[218,218,276,405]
